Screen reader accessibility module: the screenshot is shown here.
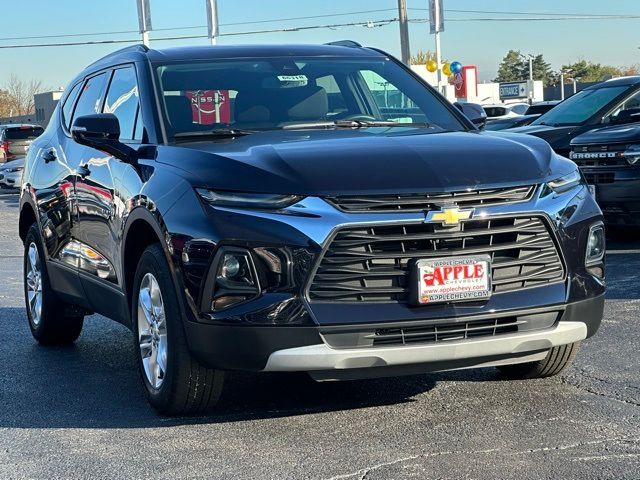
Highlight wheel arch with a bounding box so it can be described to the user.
[19,202,38,244]
[121,205,193,323]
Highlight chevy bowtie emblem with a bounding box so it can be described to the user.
[425,206,474,226]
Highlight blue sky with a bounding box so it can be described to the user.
[2,0,640,89]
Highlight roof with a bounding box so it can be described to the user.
[586,76,640,89]
[84,42,383,73]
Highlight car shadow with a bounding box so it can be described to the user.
[0,307,444,429]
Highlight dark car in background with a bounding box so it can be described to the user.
[525,101,560,116]
[485,113,540,131]
[454,101,487,129]
[19,43,605,415]
[0,124,44,163]
[571,124,640,226]
[512,76,640,157]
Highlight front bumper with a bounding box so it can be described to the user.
[185,294,604,375]
[582,167,640,225]
[172,182,605,376]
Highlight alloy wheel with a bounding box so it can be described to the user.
[25,242,43,326]
[137,273,168,389]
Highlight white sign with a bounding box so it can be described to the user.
[429,0,444,34]
[499,82,528,100]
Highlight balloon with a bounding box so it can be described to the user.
[442,63,452,76]
[450,61,463,74]
[426,59,437,73]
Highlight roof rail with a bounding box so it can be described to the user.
[84,44,149,70]
[324,40,362,48]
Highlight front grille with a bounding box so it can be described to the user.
[584,172,615,184]
[372,317,522,346]
[325,186,534,213]
[308,216,565,303]
[571,144,630,167]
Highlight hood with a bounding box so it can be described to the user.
[158,128,563,196]
[509,123,583,151]
[571,123,640,146]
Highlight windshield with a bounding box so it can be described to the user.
[531,86,628,126]
[153,57,466,137]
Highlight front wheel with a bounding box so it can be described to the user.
[498,342,580,379]
[132,244,224,415]
[23,225,84,345]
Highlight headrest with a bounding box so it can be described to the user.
[279,85,328,121]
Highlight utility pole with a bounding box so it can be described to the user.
[429,0,445,94]
[560,73,565,100]
[136,0,152,47]
[397,0,410,65]
[205,0,219,46]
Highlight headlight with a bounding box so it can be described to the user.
[623,144,640,165]
[545,170,583,194]
[585,222,605,266]
[196,189,304,209]
[7,167,23,173]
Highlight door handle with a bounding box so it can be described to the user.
[77,164,91,178]
[41,148,57,163]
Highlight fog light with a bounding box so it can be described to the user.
[209,249,260,311]
[221,254,241,279]
[585,223,605,265]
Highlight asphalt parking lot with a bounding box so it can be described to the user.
[0,190,638,479]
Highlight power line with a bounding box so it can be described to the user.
[3,13,640,49]
[0,8,400,42]
[1,8,637,43]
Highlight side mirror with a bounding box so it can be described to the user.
[453,102,487,130]
[71,114,137,162]
[610,108,640,126]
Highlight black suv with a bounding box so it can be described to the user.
[19,43,605,414]
[513,76,640,157]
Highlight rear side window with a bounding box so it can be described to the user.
[61,82,82,130]
[5,126,44,140]
[72,72,109,123]
[103,66,139,140]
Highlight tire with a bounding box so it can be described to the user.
[498,342,580,379]
[23,224,84,345]
[132,243,224,415]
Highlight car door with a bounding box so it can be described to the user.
[74,65,142,299]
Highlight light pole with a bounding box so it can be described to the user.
[397,0,411,65]
[206,0,219,46]
[136,0,152,47]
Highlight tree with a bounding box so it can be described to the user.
[0,89,15,117]
[410,50,434,65]
[559,60,621,82]
[0,75,46,117]
[494,50,553,86]
[494,50,524,83]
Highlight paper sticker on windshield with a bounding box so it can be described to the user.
[277,75,308,86]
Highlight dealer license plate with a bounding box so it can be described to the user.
[415,255,492,304]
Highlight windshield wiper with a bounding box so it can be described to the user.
[174,128,255,139]
[283,120,437,130]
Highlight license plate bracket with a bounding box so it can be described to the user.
[410,255,492,305]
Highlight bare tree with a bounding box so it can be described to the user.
[2,75,46,116]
